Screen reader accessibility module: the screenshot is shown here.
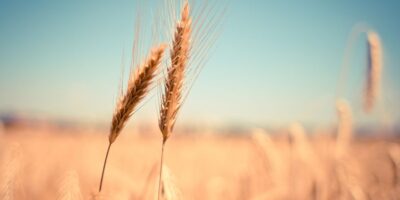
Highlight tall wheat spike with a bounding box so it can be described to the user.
[251,128,281,173]
[289,122,313,161]
[335,99,353,158]
[251,128,278,163]
[156,0,225,198]
[289,122,326,198]
[251,128,287,194]
[159,2,191,143]
[157,2,191,200]
[99,44,166,192]
[364,31,383,113]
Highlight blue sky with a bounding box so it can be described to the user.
[0,0,399,128]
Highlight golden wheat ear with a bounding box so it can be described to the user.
[364,31,383,113]
[159,1,192,143]
[109,44,166,144]
[98,44,166,192]
[156,3,192,199]
[156,1,225,199]
[157,0,226,143]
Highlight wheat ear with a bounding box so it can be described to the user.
[99,44,166,192]
[159,2,191,143]
[157,2,191,200]
[364,31,382,113]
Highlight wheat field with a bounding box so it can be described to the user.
[0,127,399,200]
[1,1,399,200]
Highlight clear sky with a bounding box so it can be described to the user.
[0,0,399,128]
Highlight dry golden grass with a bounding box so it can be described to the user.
[1,129,399,200]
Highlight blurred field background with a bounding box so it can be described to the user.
[1,0,400,199]
[1,125,400,199]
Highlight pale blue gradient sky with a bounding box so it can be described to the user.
[0,0,399,128]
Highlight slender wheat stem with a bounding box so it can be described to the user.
[157,141,166,200]
[158,163,180,200]
[98,143,111,192]
[335,99,352,158]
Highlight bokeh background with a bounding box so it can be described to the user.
[1,0,399,133]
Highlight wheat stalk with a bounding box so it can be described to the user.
[251,128,288,193]
[251,128,280,172]
[289,122,312,160]
[335,99,352,158]
[388,144,400,187]
[251,128,277,162]
[98,44,166,192]
[364,31,383,113]
[158,165,181,200]
[57,171,82,200]
[156,2,191,200]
